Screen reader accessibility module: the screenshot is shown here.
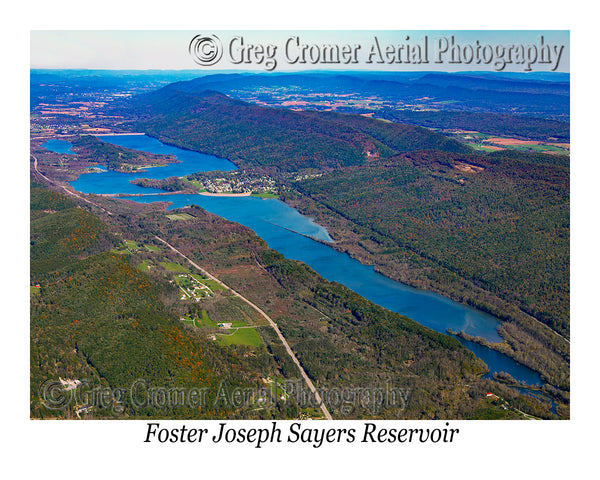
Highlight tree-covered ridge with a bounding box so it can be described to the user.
[129,176,193,192]
[30,188,116,272]
[295,150,569,338]
[309,111,472,154]
[71,135,177,172]
[127,89,471,171]
[150,71,570,120]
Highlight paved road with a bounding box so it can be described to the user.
[31,154,113,216]
[155,235,333,420]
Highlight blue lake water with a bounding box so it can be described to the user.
[69,134,237,196]
[41,139,76,154]
[44,134,543,386]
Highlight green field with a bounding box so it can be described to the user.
[30,285,41,296]
[251,191,279,199]
[217,327,263,347]
[175,273,223,292]
[137,260,153,271]
[508,143,568,154]
[111,239,141,254]
[459,131,569,155]
[174,275,193,287]
[189,274,227,292]
[124,239,139,249]
[194,309,214,327]
[166,213,194,221]
[179,308,262,347]
[467,144,502,152]
[180,310,215,328]
[144,244,161,253]
[160,261,189,273]
[184,178,207,192]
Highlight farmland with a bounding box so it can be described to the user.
[449,130,570,155]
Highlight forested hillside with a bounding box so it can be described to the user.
[30,185,266,419]
[126,89,471,171]
[295,150,569,336]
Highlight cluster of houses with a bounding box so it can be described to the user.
[196,173,277,195]
[178,274,212,302]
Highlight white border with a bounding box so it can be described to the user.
[4,0,596,477]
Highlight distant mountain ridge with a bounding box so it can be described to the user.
[127,85,472,171]
[148,71,569,120]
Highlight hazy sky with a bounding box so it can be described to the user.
[31,30,570,73]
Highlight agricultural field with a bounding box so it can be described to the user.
[450,130,570,155]
[112,239,162,255]
[217,327,263,347]
[251,191,279,199]
[159,261,189,273]
[179,307,264,347]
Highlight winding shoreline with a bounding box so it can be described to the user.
[98,191,252,198]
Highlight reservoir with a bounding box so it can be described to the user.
[41,139,76,155]
[44,134,543,386]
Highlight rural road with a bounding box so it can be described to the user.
[155,235,334,420]
[31,154,113,215]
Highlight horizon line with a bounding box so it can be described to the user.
[30,68,571,75]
